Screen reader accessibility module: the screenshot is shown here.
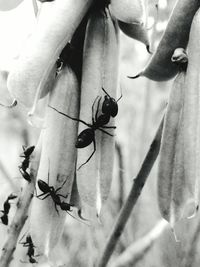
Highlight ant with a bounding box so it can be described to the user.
[36,169,73,213]
[0,193,17,225]
[36,170,89,221]
[19,145,35,182]
[49,95,116,169]
[19,234,38,264]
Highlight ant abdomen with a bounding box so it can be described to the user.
[60,202,72,212]
[76,129,95,148]
[1,214,8,225]
[37,180,50,194]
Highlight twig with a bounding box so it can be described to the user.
[98,116,164,267]
[110,219,168,267]
[0,146,41,267]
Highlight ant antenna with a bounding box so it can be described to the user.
[117,85,123,102]
[102,87,111,98]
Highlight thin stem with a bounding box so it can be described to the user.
[98,116,164,267]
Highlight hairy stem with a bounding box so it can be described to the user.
[0,145,41,267]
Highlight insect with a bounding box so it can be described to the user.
[49,96,116,169]
[19,234,38,264]
[36,167,73,213]
[101,87,122,118]
[19,145,35,182]
[0,193,17,225]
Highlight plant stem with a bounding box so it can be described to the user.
[111,219,168,267]
[0,144,41,267]
[98,116,164,267]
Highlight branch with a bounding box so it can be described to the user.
[98,116,164,267]
[0,145,41,267]
[111,219,168,267]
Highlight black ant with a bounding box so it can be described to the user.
[19,234,38,264]
[19,145,35,182]
[36,170,89,222]
[101,87,122,118]
[49,96,116,169]
[0,193,17,225]
[36,169,72,213]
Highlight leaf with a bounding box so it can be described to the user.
[0,0,24,11]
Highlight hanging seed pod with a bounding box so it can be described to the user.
[183,8,200,215]
[118,20,150,53]
[157,71,187,226]
[128,0,200,81]
[75,9,119,217]
[109,0,146,25]
[7,0,92,113]
[30,65,79,255]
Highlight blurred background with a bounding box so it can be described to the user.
[0,0,200,266]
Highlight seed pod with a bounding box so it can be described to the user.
[30,65,79,255]
[109,0,146,24]
[7,0,92,109]
[183,8,200,215]
[128,0,200,81]
[157,71,185,225]
[76,9,119,216]
[118,20,150,52]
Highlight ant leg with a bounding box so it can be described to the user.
[36,193,50,200]
[57,193,68,199]
[49,105,91,127]
[99,128,114,136]
[117,84,123,102]
[18,231,28,244]
[92,96,101,123]
[77,138,96,170]
[101,125,116,129]
[55,178,67,193]
[55,203,59,214]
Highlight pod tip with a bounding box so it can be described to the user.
[146,45,153,54]
[0,99,17,108]
[127,73,141,79]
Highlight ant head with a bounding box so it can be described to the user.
[102,97,118,117]
[21,145,35,157]
[29,257,37,264]
[26,234,32,244]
